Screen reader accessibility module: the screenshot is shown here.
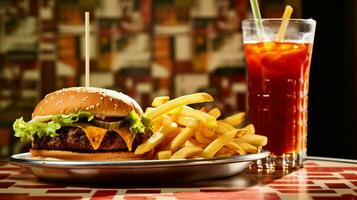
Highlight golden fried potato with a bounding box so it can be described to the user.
[170,146,202,159]
[145,93,214,119]
[223,112,245,127]
[152,96,170,107]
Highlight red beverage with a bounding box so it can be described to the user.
[244,42,313,156]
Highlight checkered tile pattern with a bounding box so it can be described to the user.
[0,160,357,200]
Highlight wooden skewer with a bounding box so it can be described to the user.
[85,12,90,87]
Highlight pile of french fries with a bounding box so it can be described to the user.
[135,93,267,160]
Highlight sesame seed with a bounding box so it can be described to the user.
[109,97,113,101]
[96,103,100,107]
[82,97,88,101]
[100,97,104,100]
[86,107,90,110]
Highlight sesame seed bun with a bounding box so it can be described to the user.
[32,87,143,118]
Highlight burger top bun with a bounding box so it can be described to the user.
[32,87,143,118]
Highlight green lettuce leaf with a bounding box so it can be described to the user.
[52,111,94,126]
[125,111,153,135]
[13,118,61,141]
[13,111,94,141]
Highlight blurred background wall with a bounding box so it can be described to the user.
[0,0,356,160]
[303,0,357,160]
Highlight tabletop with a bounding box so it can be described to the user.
[0,158,357,200]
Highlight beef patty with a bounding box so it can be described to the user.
[32,127,148,152]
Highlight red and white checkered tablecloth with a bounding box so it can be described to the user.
[0,159,357,200]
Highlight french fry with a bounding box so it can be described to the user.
[208,108,221,119]
[169,127,195,152]
[194,130,211,144]
[176,115,200,128]
[239,142,258,153]
[218,121,235,131]
[236,129,247,137]
[184,138,205,148]
[223,112,245,127]
[157,150,172,160]
[145,93,214,120]
[135,117,174,154]
[216,146,235,155]
[159,126,182,147]
[201,129,238,158]
[158,123,182,151]
[145,107,155,113]
[215,153,232,158]
[200,106,209,112]
[165,124,181,138]
[151,114,170,126]
[135,127,166,154]
[152,96,170,107]
[240,134,268,147]
[244,124,255,135]
[184,139,196,147]
[215,125,229,135]
[167,107,182,115]
[200,125,215,138]
[179,106,217,127]
[233,138,245,144]
[170,146,202,160]
[225,142,246,155]
[215,121,235,134]
[236,124,256,137]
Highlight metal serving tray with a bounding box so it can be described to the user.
[10,151,269,184]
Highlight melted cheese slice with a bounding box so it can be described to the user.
[77,125,107,150]
[113,128,135,151]
[75,124,135,151]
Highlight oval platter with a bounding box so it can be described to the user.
[10,151,269,183]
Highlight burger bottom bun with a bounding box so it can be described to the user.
[30,149,144,161]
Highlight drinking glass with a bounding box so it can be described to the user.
[242,19,316,169]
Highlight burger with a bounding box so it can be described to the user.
[13,87,153,160]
